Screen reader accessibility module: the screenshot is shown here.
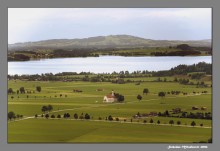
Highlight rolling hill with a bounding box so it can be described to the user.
[8,35,211,51]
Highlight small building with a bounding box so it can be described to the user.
[201,107,207,110]
[103,91,117,103]
[192,106,199,110]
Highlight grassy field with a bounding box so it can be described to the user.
[8,79,212,143]
[8,119,211,143]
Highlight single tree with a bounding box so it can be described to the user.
[150,118,154,124]
[143,120,147,123]
[8,88,13,94]
[164,110,169,116]
[79,115,84,119]
[8,111,15,120]
[45,114,49,119]
[85,113,90,119]
[20,87,25,94]
[57,114,61,118]
[16,114,20,119]
[51,114,55,118]
[158,92,166,98]
[41,105,48,113]
[200,123,203,127]
[47,104,53,112]
[137,94,142,101]
[108,115,113,121]
[177,121,181,125]
[191,121,196,127]
[169,120,174,126]
[157,120,160,124]
[74,113,78,119]
[117,95,125,102]
[35,114,38,118]
[36,86,41,92]
[65,113,70,118]
[143,88,149,95]
[115,117,120,121]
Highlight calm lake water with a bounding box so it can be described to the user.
[8,56,212,75]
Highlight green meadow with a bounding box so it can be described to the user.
[8,79,212,143]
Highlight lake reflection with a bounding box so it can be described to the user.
[8,56,212,75]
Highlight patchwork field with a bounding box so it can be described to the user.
[8,79,212,143]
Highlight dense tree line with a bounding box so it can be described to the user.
[158,110,212,120]
[8,111,23,120]
[151,44,211,56]
[152,62,211,77]
[8,62,211,82]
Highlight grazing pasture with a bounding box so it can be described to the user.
[8,79,212,143]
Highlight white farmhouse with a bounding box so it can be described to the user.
[103,91,117,103]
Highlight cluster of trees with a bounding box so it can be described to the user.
[151,50,201,56]
[141,118,199,127]
[150,44,211,56]
[167,91,181,95]
[114,93,125,102]
[8,54,30,61]
[41,105,53,113]
[136,88,149,101]
[8,111,23,121]
[158,110,212,120]
[52,49,99,58]
[8,48,101,61]
[189,72,206,79]
[137,90,165,101]
[8,86,41,95]
[152,62,212,77]
[38,112,92,120]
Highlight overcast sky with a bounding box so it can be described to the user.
[8,8,211,44]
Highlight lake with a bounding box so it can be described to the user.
[8,56,212,75]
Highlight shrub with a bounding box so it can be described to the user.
[45,114,49,119]
[74,113,78,119]
[108,115,113,121]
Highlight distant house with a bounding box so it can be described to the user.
[192,106,199,110]
[201,107,207,110]
[103,91,117,103]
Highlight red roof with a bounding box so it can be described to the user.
[106,94,116,98]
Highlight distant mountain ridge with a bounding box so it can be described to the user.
[8,35,211,51]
